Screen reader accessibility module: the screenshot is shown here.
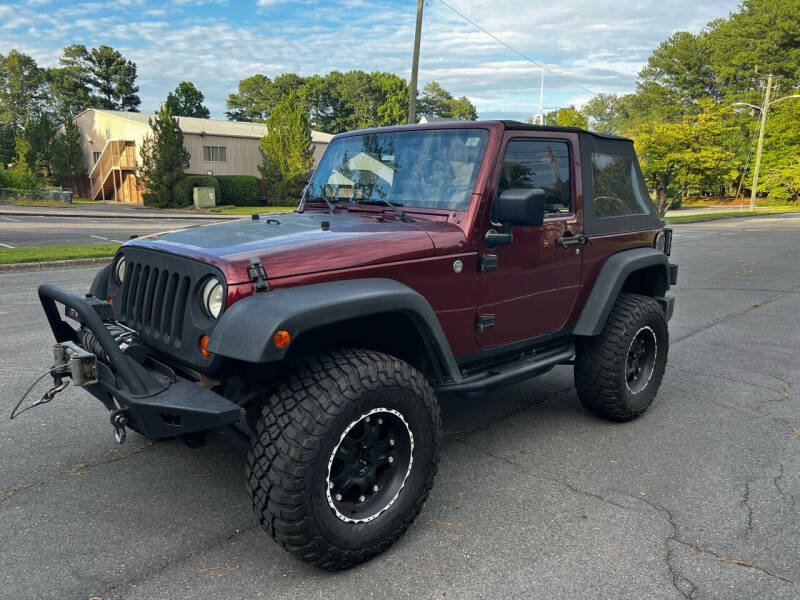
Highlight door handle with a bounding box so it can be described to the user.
[556,233,588,248]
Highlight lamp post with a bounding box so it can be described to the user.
[733,75,800,211]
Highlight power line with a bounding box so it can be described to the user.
[437,0,598,97]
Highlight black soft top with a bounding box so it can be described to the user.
[502,120,662,235]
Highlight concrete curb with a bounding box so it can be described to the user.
[0,256,113,273]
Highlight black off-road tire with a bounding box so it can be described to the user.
[246,349,441,570]
[574,293,668,421]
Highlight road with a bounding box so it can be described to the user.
[0,214,227,248]
[1,215,799,599]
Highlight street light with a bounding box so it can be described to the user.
[732,74,800,211]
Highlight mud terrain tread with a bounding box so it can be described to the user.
[574,293,667,422]
[246,349,440,570]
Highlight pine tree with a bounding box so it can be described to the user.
[138,105,190,207]
[52,119,86,191]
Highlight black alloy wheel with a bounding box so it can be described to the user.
[326,408,414,523]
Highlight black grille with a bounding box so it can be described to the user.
[109,246,224,366]
[119,263,190,347]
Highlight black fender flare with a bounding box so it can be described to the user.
[206,278,462,380]
[573,247,671,336]
[89,263,112,298]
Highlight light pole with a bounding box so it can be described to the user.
[408,0,424,124]
[733,75,800,211]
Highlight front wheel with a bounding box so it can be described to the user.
[246,349,441,570]
[574,293,668,421]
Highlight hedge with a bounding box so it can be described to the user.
[172,175,221,207]
[216,175,262,206]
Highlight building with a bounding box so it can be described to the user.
[65,109,333,204]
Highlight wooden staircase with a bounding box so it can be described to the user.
[90,140,142,203]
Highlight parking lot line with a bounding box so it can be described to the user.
[1,216,20,222]
[0,242,14,248]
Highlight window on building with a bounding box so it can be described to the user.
[93,151,101,164]
[203,146,227,162]
[591,153,651,218]
[496,139,571,215]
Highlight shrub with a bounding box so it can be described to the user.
[172,175,221,207]
[216,175,262,206]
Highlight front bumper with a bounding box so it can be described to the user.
[38,283,241,440]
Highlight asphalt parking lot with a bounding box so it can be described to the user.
[1,214,798,599]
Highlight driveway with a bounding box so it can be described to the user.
[1,215,798,599]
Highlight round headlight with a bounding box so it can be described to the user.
[201,278,224,319]
[114,256,126,283]
[654,231,666,253]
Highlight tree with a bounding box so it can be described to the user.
[53,44,140,112]
[583,93,626,135]
[639,31,719,104]
[536,106,589,129]
[417,81,478,120]
[0,50,47,133]
[258,95,313,205]
[165,81,210,118]
[226,73,306,122]
[138,105,190,207]
[51,119,86,191]
[6,131,39,189]
[0,123,14,164]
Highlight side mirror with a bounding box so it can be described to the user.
[485,188,546,248]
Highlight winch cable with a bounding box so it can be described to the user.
[9,363,68,420]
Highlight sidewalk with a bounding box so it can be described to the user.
[0,202,243,220]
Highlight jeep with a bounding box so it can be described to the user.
[29,121,677,570]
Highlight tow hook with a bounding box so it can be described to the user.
[110,409,129,444]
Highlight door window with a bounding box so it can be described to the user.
[497,139,571,216]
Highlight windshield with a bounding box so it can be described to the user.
[306,128,490,212]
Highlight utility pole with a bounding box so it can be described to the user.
[749,75,772,212]
[733,76,800,212]
[408,0,424,124]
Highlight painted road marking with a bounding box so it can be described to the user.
[109,239,124,243]
[0,243,15,248]
[90,235,109,241]
[1,216,20,222]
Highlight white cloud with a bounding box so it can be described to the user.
[0,0,739,121]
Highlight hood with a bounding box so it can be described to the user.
[128,210,464,283]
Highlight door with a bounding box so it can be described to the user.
[476,133,583,348]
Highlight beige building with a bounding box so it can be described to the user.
[66,109,333,204]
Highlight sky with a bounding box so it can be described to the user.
[0,0,741,123]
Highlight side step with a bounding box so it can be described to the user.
[436,344,575,395]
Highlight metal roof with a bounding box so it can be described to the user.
[84,109,334,143]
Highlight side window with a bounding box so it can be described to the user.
[591,153,651,218]
[497,139,571,216]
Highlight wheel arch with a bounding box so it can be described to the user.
[206,278,461,383]
[574,247,670,337]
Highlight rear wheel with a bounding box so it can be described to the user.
[574,293,668,421]
[246,349,441,570]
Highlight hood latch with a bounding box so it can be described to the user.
[248,257,268,292]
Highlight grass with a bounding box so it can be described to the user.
[664,206,800,223]
[681,195,798,208]
[206,205,295,215]
[0,198,76,208]
[0,243,120,264]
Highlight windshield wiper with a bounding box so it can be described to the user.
[300,187,336,214]
[354,198,413,223]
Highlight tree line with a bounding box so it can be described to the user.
[538,0,800,209]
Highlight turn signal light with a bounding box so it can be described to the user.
[200,335,211,357]
[273,330,291,349]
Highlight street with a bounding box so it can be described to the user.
[1,214,798,599]
[0,210,229,248]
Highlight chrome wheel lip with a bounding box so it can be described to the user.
[325,407,414,524]
[625,325,658,394]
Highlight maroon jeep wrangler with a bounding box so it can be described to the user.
[33,121,676,569]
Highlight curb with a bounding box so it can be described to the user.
[0,256,113,273]
[0,209,240,220]
[665,211,800,224]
